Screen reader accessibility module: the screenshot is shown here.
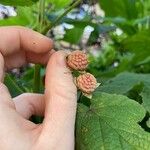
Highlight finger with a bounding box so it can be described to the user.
[0,26,54,70]
[0,87,39,148]
[0,83,15,108]
[5,50,55,70]
[13,93,45,119]
[0,53,4,81]
[41,51,77,139]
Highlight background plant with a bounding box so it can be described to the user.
[0,0,150,149]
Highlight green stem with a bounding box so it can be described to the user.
[43,0,82,34]
[33,64,41,93]
[33,0,81,93]
[77,91,82,102]
[39,0,45,32]
[50,0,81,28]
[33,0,45,93]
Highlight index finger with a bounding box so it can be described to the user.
[0,26,53,56]
[0,26,53,81]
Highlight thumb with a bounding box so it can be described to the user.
[43,51,77,136]
[0,53,4,81]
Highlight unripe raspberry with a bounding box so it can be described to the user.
[67,50,88,71]
[75,73,97,94]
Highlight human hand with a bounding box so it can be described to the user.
[0,26,77,150]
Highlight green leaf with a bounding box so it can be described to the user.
[143,0,150,16]
[4,74,23,98]
[140,86,150,113]
[99,72,139,94]
[63,23,86,44]
[62,17,116,45]
[99,0,139,20]
[17,67,34,92]
[47,0,71,8]
[0,7,37,27]
[76,92,150,150]
[99,72,150,95]
[122,30,150,63]
[97,73,150,112]
[0,0,38,6]
[103,17,138,35]
[88,25,116,45]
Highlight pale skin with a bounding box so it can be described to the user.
[0,26,77,150]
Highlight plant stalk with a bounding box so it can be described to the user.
[33,0,45,93]
[33,64,41,93]
[43,0,82,34]
[33,0,82,93]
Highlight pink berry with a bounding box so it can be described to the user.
[67,50,88,71]
[76,73,97,94]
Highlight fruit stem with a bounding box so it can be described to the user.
[77,91,83,102]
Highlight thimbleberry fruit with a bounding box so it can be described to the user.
[75,73,98,94]
[67,50,88,71]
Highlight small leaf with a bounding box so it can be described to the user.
[82,93,92,99]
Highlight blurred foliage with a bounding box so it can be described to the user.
[47,0,71,8]
[0,0,150,149]
[0,7,37,26]
[0,0,39,6]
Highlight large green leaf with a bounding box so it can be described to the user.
[122,30,150,63]
[99,72,150,95]
[99,0,140,20]
[0,0,38,6]
[98,72,150,113]
[76,92,150,150]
